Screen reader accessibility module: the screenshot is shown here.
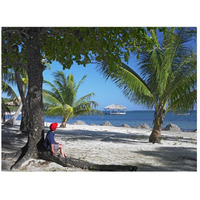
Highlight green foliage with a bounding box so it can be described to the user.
[43,71,102,124]
[40,27,154,69]
[1,66,18,101]
[1,98,11,114]
[2,27,174,130]
[97,27,197,114]
[2,27,155,100]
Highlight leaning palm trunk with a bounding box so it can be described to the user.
[149,109,165,143]
[60,118,68,128]
[4,103,22,126]
[15,70,28,132]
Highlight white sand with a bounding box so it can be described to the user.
[1,121,197,171]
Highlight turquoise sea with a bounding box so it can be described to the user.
[43,110,197,131]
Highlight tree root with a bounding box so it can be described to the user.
[10,144,31,170]
[5,148,137,171]
[38,151,137,171]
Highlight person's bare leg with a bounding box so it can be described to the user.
[59,144,67,157]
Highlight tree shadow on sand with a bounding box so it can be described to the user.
[57,128,150,145]
[1,128,28,152]
[2,126,197,171]
[162,135,197,144]
[57,128,197,171]
[135,146,197,171]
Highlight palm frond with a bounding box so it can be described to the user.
[138,28,196,98]
[54,71,69,100]
[2,68,16,86]
[97,61,156,109]
[162,52,196,103]
[44,105,64,116]
[74,92,95,107]
[166,90,197,113]
[43,79,65,104]
[43,91,63,107]
[73,100,101,117]
[2,81,18,98]
[1,98,11,113]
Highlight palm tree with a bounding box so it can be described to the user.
[1,68,18,123]
[97,28,197,143]
[43,71,102,127]
[15,68,29,132]
[2,67,29,128]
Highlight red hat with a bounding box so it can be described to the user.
[50,123,58,131]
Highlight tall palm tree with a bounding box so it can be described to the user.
[97,28,197,143]
[43,71,102,127]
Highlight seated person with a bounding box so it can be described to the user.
[44,122,67,157]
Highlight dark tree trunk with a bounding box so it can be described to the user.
[11,28,44,169]
[2,114,6,123]
[149,108,165,143]
[20,104,28,132]
[20,95,29,133]
[26,27,44,154]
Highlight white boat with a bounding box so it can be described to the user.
[177,113,190,116]
[110,112,126,115]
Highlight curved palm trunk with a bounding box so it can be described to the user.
[15,70,28,133]
[4,103,22,126]
[149,109,165,143]
[60,118,68,128]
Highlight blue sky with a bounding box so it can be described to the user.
[42,28,197,111]
[2,51,145,111]
[43,55,146,111]
[2,28,196,111]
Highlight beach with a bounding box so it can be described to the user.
[1,120,197,172]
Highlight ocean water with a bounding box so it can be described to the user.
[7,110,196,131]
[43,110,197,131]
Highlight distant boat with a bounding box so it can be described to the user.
[104,104,126,115]
[110,112,126,115]
[177,112,190,116]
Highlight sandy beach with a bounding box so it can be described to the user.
[1,120,197,171]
